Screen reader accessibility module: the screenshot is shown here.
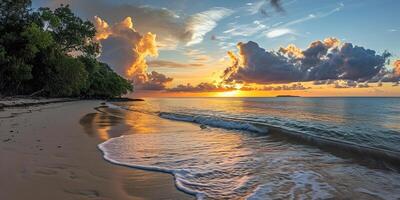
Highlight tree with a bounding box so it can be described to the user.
[36,5,100,57]
[46,55,88,97]
[0,1,132,98]
[0,0,32,30]
[79,57,133,98]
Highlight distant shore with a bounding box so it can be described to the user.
[0,100,192,200]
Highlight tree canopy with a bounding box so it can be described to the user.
[0,0,132,98]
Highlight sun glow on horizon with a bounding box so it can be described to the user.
[216,90,242,97]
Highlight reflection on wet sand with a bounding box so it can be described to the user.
[80,103,193,139]
[79,105,194,200]
[80,106,129,141]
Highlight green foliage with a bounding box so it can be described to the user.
[36,5,100,57]
[79,57,133,98]
[0,0,32,30]
[0,1,133,98]
[46,55,88,97]
[21,23,54,56]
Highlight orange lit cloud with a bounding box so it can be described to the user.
[279,44,304,58]
[94,16,158,82]
[394,60,400,77]
[127,32,158,78]
[323,37,341,48]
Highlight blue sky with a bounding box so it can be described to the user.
[34,0,400,55]
[101,0,400,54]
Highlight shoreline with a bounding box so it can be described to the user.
[0,100,193,200]
[0,97,145,108]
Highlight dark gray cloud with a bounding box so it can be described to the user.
[259,0,285,17]
[223,41,303,84]
[222,39,396,85]
[99,35,139,76]
[167,82,232,93]
[270,0,285,13]
[135,71,173,90]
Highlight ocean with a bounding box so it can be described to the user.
[98,97,400,199]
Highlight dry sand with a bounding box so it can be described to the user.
[0,100,193,200]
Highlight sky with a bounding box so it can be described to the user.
[32,0,400,97]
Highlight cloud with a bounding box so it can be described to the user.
[279,44,304,58]
[313,79,335,85]
[282,14,316,27]
[94,16,174,91]
[247,0,266,15]
[333,80,358,88]
[259,3,344,38]
[168,82,231,93]
[222,41,303,84]
[135,71,173,90]
[263,83,310,91]
[147,60,204,68]
[265,28,294,38]
[94,16,158,82]
[183,49,211,62]
[394,60,400,77]
[185,7,233,46]
[247,0,284,17]
[223,20,269,37]
[222,38,396,85]
[270,0,285,13]
[40,0,231,47]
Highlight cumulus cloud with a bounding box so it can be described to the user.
[222,41,303,84]
[394,60,400,77]
[94,16,157,81]
[279,44,304,58]
[222,38,395,85]
[94,17,173,91]
[148,60,204,68]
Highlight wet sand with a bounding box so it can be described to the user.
[0,100,193,200]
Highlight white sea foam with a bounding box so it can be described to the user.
[98,136,205,199]
[96,98,400,199]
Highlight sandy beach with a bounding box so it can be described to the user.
[0,100,193,200]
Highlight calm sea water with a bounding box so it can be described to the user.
[98,97,400,199]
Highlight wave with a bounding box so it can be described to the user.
[97,103,400,199]
[102,102,400,166]
[159,112,268,133]
[98,137,206,199]
[159,112,400,167]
